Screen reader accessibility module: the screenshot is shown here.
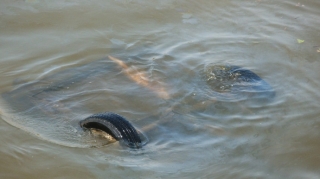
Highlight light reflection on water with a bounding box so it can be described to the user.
[1,0,320,178]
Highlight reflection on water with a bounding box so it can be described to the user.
[1,0,320,178]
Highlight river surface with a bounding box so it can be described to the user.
[1,0,320,178]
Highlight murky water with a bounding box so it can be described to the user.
[1,0,320,178]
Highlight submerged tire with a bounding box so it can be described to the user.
[204,65,275,101]
[80,112,143,148]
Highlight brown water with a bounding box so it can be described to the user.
[1,0,320,178]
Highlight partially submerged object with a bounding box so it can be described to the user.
[108,55,170,99]
[203,65,275,101]
[80,112,143,148]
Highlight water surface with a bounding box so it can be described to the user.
[1,0,320,178]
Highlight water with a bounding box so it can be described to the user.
[1,0,320,178]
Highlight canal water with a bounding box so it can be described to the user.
[1,0,320,178]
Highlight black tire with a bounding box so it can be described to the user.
[80,112,142,148]
[204,65,275,101]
